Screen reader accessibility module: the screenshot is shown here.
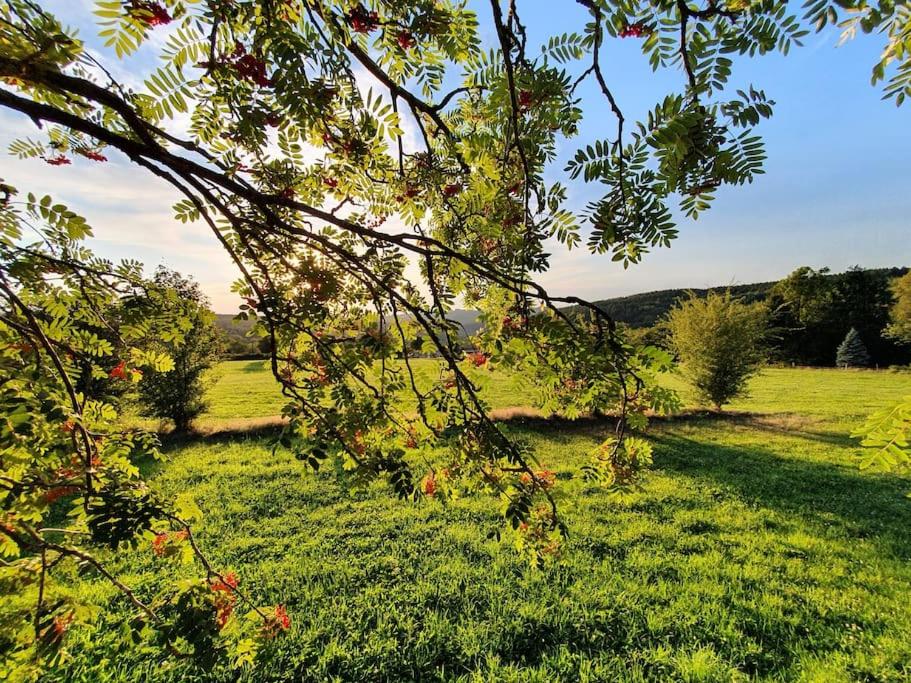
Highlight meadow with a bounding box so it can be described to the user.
[52,364,911,681]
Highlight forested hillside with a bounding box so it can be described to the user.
[214,313,265,358]
[589,281,774,328]
[588,267,907,329]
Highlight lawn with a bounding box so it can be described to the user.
[42,366,911,681]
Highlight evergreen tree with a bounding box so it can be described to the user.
[836,328,871,368]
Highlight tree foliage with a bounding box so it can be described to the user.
[767,266,905,366]
[0,195,288,677]
[853,272,911,479]
[137,267,221,432]
[855,397,911,475]
[0,0,907,673]
[666,291,767,410]
[885,271,911,343]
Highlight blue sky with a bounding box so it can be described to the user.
[0,1,908,311]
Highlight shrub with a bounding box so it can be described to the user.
[137,268,221,432]
[666,291,767,410]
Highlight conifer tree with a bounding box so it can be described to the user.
[836,328,871,368]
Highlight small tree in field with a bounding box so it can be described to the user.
[666,292,767,411]
[836,328,871,368]
[137,268,221,432]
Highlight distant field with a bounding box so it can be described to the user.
[198,359,911,428]
[46,365,911,681]
[198,359,535,424]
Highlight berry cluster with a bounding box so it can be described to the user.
[79,150,108,162]
[128,1,171,27]
[619,23,650,38]
[346,5,379,33]
[109,360,142,381]
[518,89,534,111]
[198,44,272,87]
[442,183,462,197]
[466,351,488,367]
[397,30,416,50]
[210,571,239,628]
[151,529,188,557]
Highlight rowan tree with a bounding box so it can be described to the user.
[1,0,909,674]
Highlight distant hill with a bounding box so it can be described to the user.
[214,313,264,357]
[446,309,483,336]
[587,267,908,328]
[214,313,257,335]
[211,266,907,343]
[587,281,775,328]
[212,310,482,354]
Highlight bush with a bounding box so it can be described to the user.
[835,328,871,368]
[137,268,221,432]
[666,291,767,410]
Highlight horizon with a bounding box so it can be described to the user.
[206,262,908,315]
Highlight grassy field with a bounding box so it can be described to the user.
[47,365,911,681]
[196,359,535,424]
[196,360,909,427]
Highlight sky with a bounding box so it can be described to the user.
[0,1,908,312]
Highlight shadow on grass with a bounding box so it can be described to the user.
[651,432,911,558]
[149,410,910,556]
[657,410,856,447]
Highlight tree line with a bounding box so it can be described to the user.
[621,266,910,368]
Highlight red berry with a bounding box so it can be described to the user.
[518,89,534,110]
[274,604,291,630]
[233,53,271,87]
[397,30,416,50]
[347,6,379,33]
[80,150,108,162]
[619,23,649,38]
[211,571,239,593]
[443,183,462,197]
[52,613,74,637]
[467,351,488,367]
[109,360,128,380]
[422,473,437,497]
[129,1,171,27]
[323,177,338,189]
[45,155,71,166]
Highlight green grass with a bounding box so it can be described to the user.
[197,360,910,429]
[199,359,535,422]
[39,366,911,680]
